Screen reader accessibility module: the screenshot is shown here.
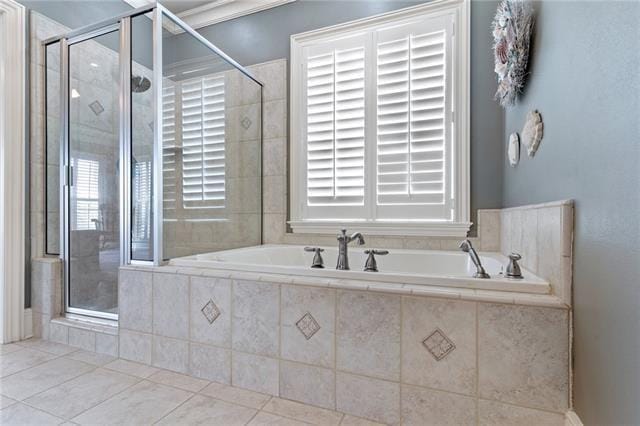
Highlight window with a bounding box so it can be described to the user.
[132,160,152,241]
[163,73,226,218]
[290,0,470,236]
[73,158,100,230]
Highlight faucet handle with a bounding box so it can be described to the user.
[364,249,388,272]
[506,252,523,279]
[304,247,325,269]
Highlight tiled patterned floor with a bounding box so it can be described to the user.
[0,339,383,426]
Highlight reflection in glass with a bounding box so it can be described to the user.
[68,30,120,314]
[161,12,262,260]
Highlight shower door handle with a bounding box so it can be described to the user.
[64,165,74,187]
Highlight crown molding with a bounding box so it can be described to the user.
[123,0,296,30]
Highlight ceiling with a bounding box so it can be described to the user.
[159,0,216,14]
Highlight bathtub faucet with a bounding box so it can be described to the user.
[336,229,365,270]
[459,239,490,279]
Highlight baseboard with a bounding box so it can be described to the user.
[565,410,583,426]
[23,308,33,339]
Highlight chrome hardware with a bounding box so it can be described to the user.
[304,247,325,269]
[364,249,388,272]
[336,229,365,270]
[505,252,523,279]
[459,239,490,279]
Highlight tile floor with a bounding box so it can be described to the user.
[0,339,383,425]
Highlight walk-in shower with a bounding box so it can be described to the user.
[43,4,263,319]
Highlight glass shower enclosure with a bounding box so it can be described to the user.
[43,4,263,320]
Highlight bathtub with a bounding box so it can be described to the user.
[170,244,550,294]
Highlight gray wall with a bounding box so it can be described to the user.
[187,0,504,225]
[501,1,640,424]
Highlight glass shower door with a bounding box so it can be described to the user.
[66,28,120,318]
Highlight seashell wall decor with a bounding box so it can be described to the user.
[492,0,535,107]
[522,110,544,157]
[508,132,520,166]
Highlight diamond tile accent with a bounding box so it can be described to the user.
[422,328,455,361]
[241,116,252,130]
[295,312,320,340]
[89,100,104,115]
[201,299,221,324]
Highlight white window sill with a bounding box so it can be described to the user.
[288,220,472,237]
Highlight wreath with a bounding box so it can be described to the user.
[492,0,535,107]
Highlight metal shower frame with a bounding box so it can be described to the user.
[43,3,263,320]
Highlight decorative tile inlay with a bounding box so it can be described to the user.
[241,116,252,130]
[201,299,221,324]
[422,328,455,361]
[89,100,104,115]
[296,312,320,340]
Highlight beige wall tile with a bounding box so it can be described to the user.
[152,336,189,374]
[336,372,400,425]
[401,384,476,426]
[232,280,280,357]
[263,100,286,139]
[119,329,152,364]
[190,277,231,347]
[477,399,564,426]
[68,327,95,352]
[478,303,569,412]
[279,360,335,410]
[402,297,476,395]
[337,291,400,381]
[118,269,152,333]
[153,273,189,340]
[231,351,279,395]
[478,209,501,252]
[95,333,118,357]
[281,285,335,368]
[48,322,68,345]
[189,343,231,384]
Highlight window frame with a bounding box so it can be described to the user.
[289,0,470,237]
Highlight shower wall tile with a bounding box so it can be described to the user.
[232,280,280,357]
[68,327,96,352]
[401,384,476,426]
[232,351,279,396]
[477,400,564,426]
[189,343,231,384]
[401,297,476,395]
[279,360,335,410]
[262,138,286,177]
[336,291,400,381]
[189,277,231,347]
[263,175,286,214]
[263,100,286,139]
[478,303,569,412]
[152,336,189,374]
[263,214,286,244]
[153,273,189,340]
[119,329,152,364]
[118,269,152,333]
[281,285,335,368]
[336,372,400,425]
[253,59,287,102]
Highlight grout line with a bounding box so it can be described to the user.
[151,390,197,425]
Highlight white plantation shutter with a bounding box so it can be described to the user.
[290,3,468,234]
[306,46,366,206]
[132,160,151,240]
[181,75,226,208]
[376,24,450,216]
[73,158,100,230]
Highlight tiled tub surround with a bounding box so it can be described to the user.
[117,265,569,424]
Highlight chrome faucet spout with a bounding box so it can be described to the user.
[336,229,365,270]
[459,239,490,279]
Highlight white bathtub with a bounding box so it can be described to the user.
[170,244,550,294]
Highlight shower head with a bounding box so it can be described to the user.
[131,75,151,93]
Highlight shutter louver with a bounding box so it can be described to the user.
[376,30,446,206]
[181,75,226,208]
[306,46,365,206]
[132,160,151,241]
[163,82,177,213]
